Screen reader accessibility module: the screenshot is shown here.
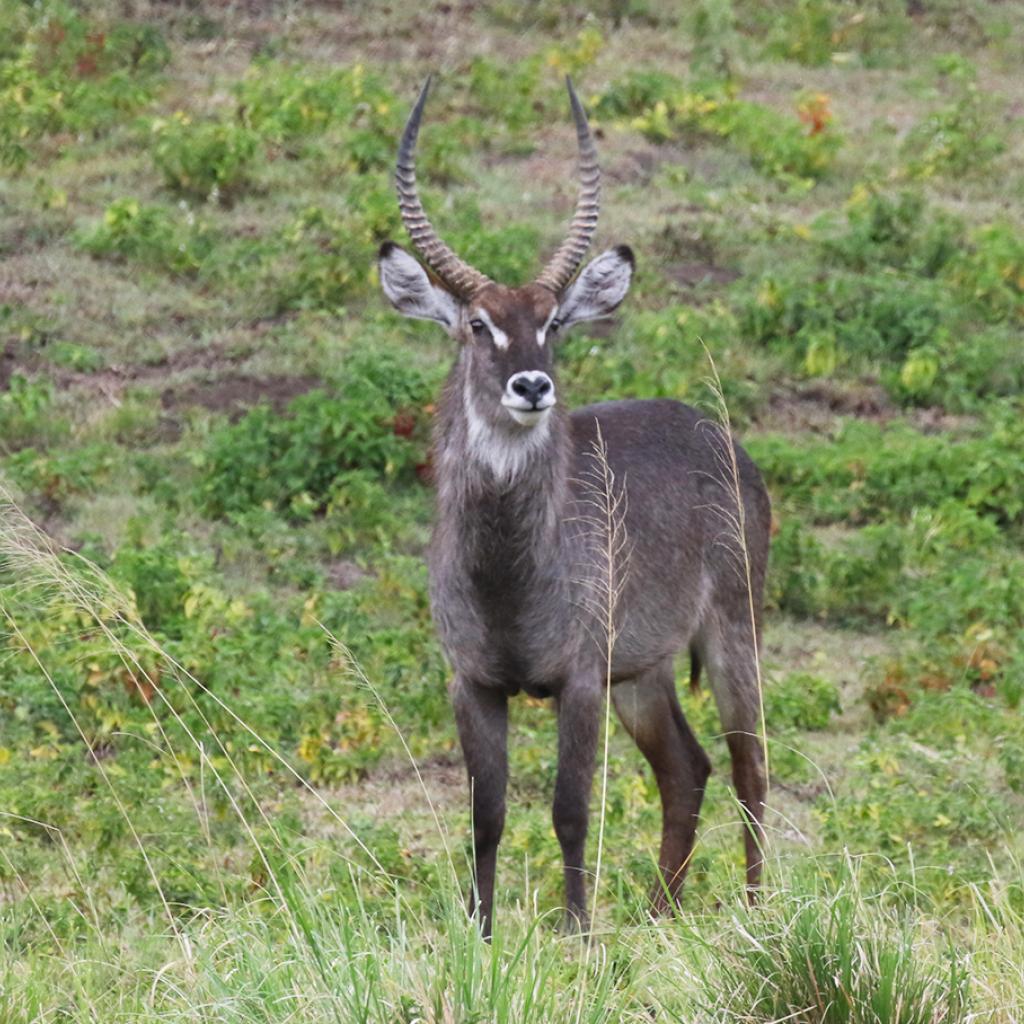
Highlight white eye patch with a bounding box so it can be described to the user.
[536,307,558,346]
[472,308,509,349]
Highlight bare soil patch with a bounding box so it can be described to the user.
[663,260,741,293]
[758,380,979,436]
[305,752,466,846]
[759,380,896,433]
[324,559,372,591]
[161,372,319,419]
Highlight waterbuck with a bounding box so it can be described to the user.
[378,78,771,936]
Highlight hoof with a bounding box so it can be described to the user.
[561,907,590,935]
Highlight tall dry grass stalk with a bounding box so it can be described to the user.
[698,342,771,801]
[576,424,630,940]
[557,424,631,1023]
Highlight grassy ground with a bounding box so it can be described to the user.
[2,1,1024,1019]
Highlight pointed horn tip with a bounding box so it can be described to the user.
[565,76,589,119]
[399,76,434,151]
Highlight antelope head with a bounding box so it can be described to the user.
[379,78,634,434]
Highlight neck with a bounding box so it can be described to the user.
[434,356,570,561]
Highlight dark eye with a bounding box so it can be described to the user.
[549,318,562,335]
[469,318,488,336]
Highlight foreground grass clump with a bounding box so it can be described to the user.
[697,867,971,1024]
[0,826,1000,1023]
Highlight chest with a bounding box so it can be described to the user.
[428,523,584,690]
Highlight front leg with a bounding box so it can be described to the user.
[553,669,603,930]
[452,675,508,939]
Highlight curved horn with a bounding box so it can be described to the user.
[534,77,601,294]
[396,77,493,299]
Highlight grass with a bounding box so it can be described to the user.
[2,859,1004,1023]
[2,0,1024,1019]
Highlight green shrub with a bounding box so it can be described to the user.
[48,341,105,372]
[322,469,428,556]
[690,0,742,83]
[273,190,540,310]
[600,72,841,183]
[902,60,1003,180]
[742,268,949,367]
[151,112,259,201]
[0,374,63,452]
[767,516,906,624]
[0,4,169,168]
[445,213,543,286]
[947,222,1024,322]
[751,414,1024,528]
[197,349,433,517]
[459,29,602,143]
[709,91,841,181]
[594,70,684,118]
[108,524,201,634]
[236,61,396,148]
[756,0,910,68]
[560,303,741,408]
[77,197,212,274]
[763,0,836,66]
[767,671,840,730]
[463,55,548,135]
[4,442,115,504]
[272,205,369,311]
[746,193,1023,406]
[817,188,964,277]
[886,335,1024,411]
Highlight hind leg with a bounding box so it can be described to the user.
[700,617,767,897]
[612,659,711,912]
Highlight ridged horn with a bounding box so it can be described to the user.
[396,77,493,299]
[534,77,601,294]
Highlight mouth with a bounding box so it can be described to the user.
[502,402,554,427]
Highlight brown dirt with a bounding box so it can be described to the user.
[161,373,320,419]
[306,752,466,844]
[758,379,896,433]
[324,559,372,591]
[663,260,741,291]
[605,142,677,186]
[757,380,979,436]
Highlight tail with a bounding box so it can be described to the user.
[689,648,702,693]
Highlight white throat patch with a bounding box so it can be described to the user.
[463,376,551,482]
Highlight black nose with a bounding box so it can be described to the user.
[511,375,552,407]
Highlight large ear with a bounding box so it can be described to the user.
[557,245,634,330]
[378,242,460,328]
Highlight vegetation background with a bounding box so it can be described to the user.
[2,0,1024,1019]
